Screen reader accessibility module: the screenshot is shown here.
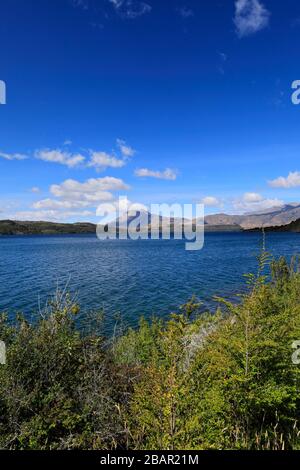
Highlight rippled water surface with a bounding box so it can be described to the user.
[1,232,300,330]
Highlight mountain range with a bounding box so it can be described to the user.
[1,203,300,235]
[204,203,300,229]
[117,203,300,231]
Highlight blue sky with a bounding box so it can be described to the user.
[1,0,300,221]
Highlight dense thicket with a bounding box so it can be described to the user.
[1,256,300,450]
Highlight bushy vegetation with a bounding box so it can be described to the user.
[1,256,300,450]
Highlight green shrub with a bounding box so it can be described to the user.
[0,292,129,450]
[1,257,300,450]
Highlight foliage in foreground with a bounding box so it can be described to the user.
[1,256,300,450]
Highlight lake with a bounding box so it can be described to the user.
[0,232,299,331]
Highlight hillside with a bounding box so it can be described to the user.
[0,217,242,235]
[248,217,300,233]
[204,224,242,232]
[0,220,97,235]
[203,203,300,229]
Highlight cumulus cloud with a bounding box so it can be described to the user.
[28,177,131,220]
[135,168,178,180]
[233,192,283,212]
[200,196,222,207]
[88,151,126,171]
[109,0,151,19]
[3,139,135,171]
[118,197,147,213]
[268,171,300,189]
[95,196,148,225]
[101,196,147,215]
[50,177,129,202]
[242,192,263,203]
[116,139,136,157]
[35,149,85,168]
[234,0,270,37]
[0,152,28,161]
[51,176,129,194]
[34,139,134,170]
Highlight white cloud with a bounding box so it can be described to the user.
[88,151,126,171]
[0,152,28,161]
[30,187,41,193]
[51,176,129,194]
[3,139,135,171]
[135,168,178,180]
[242,192,263,202]
[201,196,222,207]
[116,139,136,157]
[50,177,129,202]
[111,196,147,214]
[10,209,93,222]
[33,198,91,210]
[35,140,135,170]
[234,0,270,37]
[95,197,147,224]
[268,171,300,189]
[109,0,152,19]
[233,192,284,212]
[28,177,130,221]
[35,149,85,168]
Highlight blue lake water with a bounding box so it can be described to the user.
[0,232,300,330]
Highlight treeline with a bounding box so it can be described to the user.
[0,220,96,235]
[0,256,300,450]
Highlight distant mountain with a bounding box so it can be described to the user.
[114,210,242,233]
[114,209,189,232]
[203,204,300,229]
[3,204,299,235]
